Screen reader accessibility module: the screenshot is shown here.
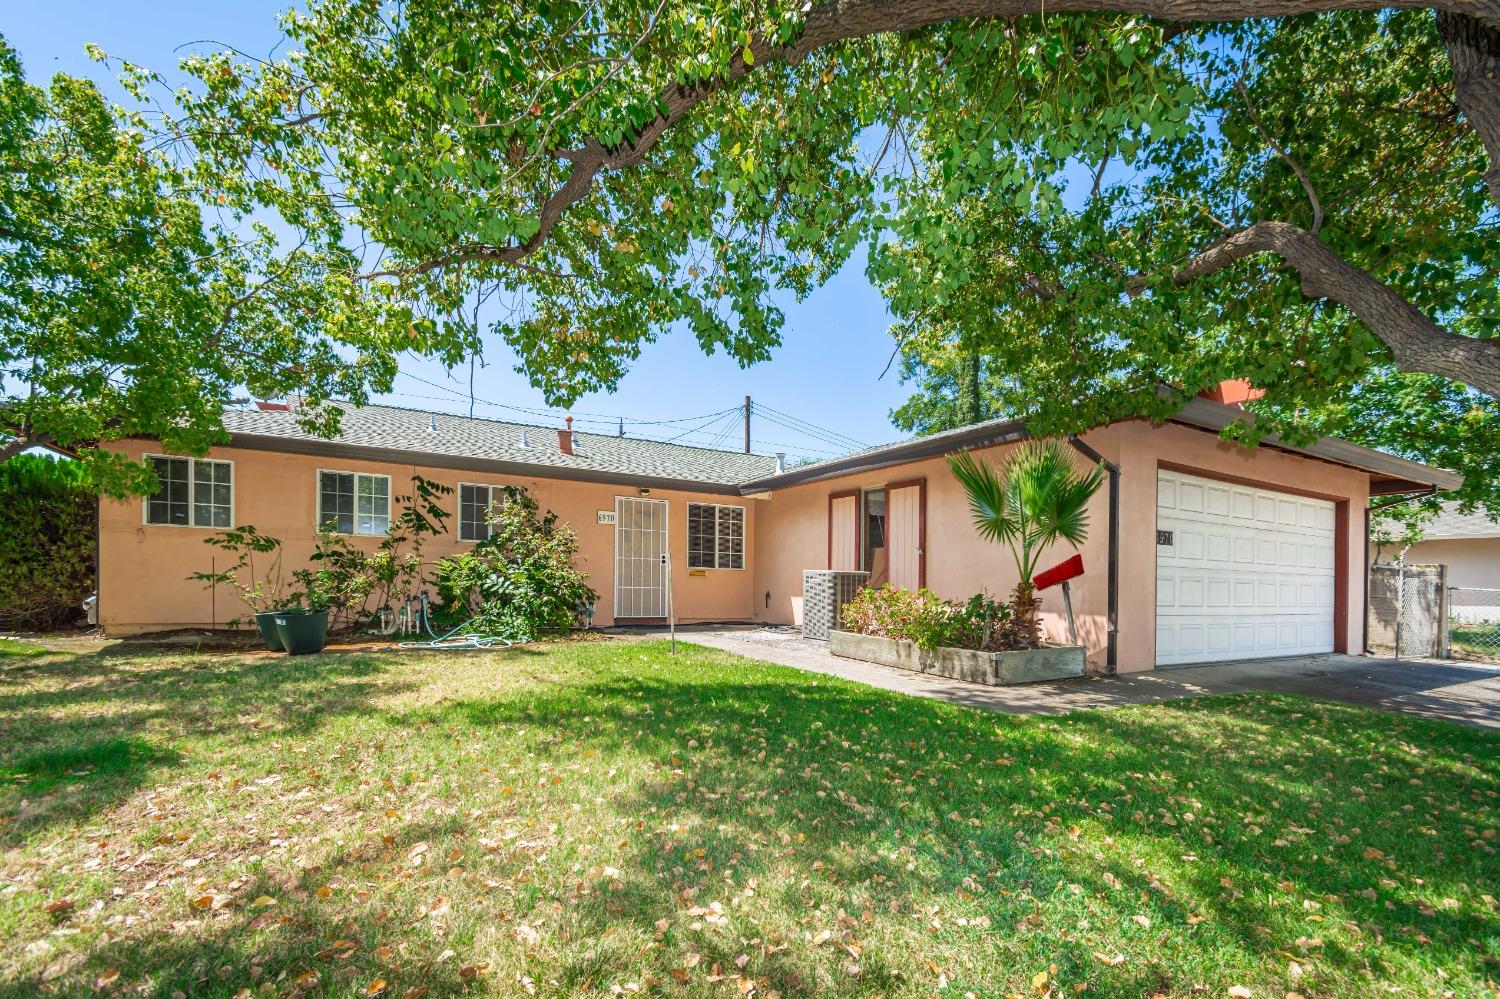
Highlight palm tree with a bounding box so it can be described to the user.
[948,440,1105,646]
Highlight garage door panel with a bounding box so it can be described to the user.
[1157,470,1335,666]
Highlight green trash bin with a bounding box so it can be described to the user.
[274,608,329,655]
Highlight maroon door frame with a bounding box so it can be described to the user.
[827,489,861,570]
[885,477,927,588]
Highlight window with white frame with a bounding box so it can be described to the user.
[144,456,232,527]
[458,483,506,542]
[687,503,745,569]
[318,471,390,535]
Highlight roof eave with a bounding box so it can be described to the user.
[1168,398,1464,492]
[735,417,1030,492]
[734,398,1462,494]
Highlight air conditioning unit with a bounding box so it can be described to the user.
[801,570,869,641]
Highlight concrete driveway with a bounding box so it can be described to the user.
[676,626,1500,729]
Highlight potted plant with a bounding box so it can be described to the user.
[189,527,291,649]
[272,603,330,655]
[947,440,1105,647]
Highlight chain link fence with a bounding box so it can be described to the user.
[1448,586,1500,662]
[1368,563,1445,659]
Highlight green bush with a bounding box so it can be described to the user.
[433,487,596,642]
[0,455,96,630]
[839,584,1018,650]
[291,475,452,630]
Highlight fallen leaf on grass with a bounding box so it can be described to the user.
[1228,988,1252,998]
[42,898,75,917]
[403,989,429,999]
[365,979,387,997]
[249,896,277,908]
[1092,952,1125,967]
[95,969,120,989]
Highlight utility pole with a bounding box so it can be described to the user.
[743,395,751,453]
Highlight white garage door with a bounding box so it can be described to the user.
[1156,470,1336,666]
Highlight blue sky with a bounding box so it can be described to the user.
[5,2,914,461]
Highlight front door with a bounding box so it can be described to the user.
[615,496,668,620]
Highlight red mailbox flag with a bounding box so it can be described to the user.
[1033,554,1084,591]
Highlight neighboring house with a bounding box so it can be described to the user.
[1373,502,1500,589]
[99,386,1459,673]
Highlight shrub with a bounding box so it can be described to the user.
[839,584,1019,651]
[432,487,596,642]
[0,455,95,630]
[290,474,452,630]
[188,525,290,625]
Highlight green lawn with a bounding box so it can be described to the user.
[1450,622,1500,662]
[0,638,1495,998]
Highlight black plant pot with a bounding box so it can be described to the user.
[253,610,285,651]
[274,608,329,655]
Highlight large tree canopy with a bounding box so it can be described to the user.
[3,1,1497,498]
[0,38,437,492]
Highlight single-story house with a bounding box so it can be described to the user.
[1372,501,1500,589]
[1371,501,1500,624]
[99,385,1460,672]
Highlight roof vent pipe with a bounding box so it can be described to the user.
[558,415,574,456]
[428,414,438,433]
[519,429,530,448]
[775,452,786,474]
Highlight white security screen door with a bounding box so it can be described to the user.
[615,496,669,619]
[1156,469,1336,666]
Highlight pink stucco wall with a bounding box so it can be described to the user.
[100,419,1375,670]
[751,420,1371,672]
[98,441,757,634]
[1375,538,1500,591]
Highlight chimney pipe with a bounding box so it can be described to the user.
[558,415,574,456]
[775,452,786,474]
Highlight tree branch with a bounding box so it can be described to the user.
[366,0,1500,282]
[1136,220,1500,394]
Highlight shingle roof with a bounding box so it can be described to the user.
[221,402,779,487]
[1421,501,1500,540]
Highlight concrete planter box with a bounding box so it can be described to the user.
[829,629,1086,686]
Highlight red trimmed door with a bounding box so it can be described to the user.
[885,479,926,590]
[828,492,860,570]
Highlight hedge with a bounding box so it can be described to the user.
[0,454,96,630]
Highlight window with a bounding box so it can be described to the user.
[458,483,505,542]
[687,503,745,569]
[318,471,390,535]
[145,456,232,527]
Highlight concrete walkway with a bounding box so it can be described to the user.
[672,626,1500,730]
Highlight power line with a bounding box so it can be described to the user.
[388,371,739,429]
[380,369,867,461]
[754,409,869,454]
[752,401,868,449]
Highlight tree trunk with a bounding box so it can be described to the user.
[1437,12,1500,208]
[957,351,984,426]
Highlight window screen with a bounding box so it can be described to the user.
[146,456,191,525]
[145,456,231,527]
[193,460,233,528]
[459,483,497,542]
[319,471,390,535]
[687,503,745,569]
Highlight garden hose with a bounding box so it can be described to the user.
[394,591,515,652]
